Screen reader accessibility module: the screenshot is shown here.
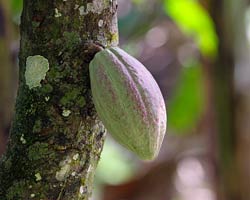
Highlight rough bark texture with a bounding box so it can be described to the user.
[0,0,118,199]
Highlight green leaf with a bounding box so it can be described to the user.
[11,0,23,24]
[168,62,205,133]
[164,0,218,57]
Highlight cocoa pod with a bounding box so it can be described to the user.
[89,47,167,160]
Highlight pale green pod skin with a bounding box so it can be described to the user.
[89,47,167,160]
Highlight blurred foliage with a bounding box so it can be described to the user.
[131,0,144,5]
[118,9,143,37]
[10,0,22,24]
[11,0,22,15]
[168,61,205,133]
[163,0,217,133]
[164,0,218,57]
[95,137,136,185]
[118,8,153,39]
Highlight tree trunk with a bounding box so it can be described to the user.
[208,0,246,199]
[0,0,118,199]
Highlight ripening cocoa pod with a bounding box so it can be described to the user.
[89,47,167,160]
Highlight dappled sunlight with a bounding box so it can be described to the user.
[175,157,215,200]
[145,26,169,49]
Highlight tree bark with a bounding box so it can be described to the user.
[0,0,118,199]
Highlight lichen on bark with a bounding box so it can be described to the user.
[0,0,118,199]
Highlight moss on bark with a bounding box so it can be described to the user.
[0,0,118,199]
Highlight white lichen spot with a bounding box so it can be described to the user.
[98,19,104,27]
[71,171,76,176]
[86,0,110,14]
[20,134,27,144]
[25,55,49,89]
[86,3,93,13]
[79,6,85,15]
[30,194,35,198]
[87,164,92,173]
[55,156,72,181]
[60,156,72,165]
[35,173,42,181]
[55,8,62,17]
[79,185,85,195]
[45,96,50,102]
[74,4,80,9]
[73,153,79,161]
[62,109,71,117]
[55,164,71,181]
